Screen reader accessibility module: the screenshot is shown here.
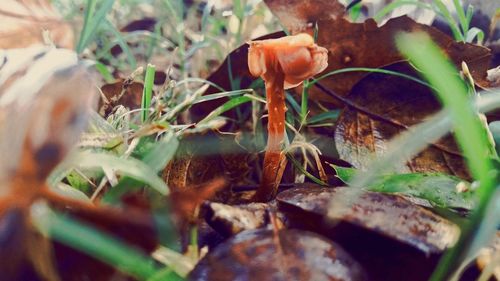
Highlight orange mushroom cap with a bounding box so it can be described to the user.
[248,33,328,88]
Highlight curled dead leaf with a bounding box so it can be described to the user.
[334,62,470,179]
[188,228,367,281]
[163,133,253,201]
[0,0,74,49]
[99,79,144,116]
[0,45,97,198]
[277,185,460,281]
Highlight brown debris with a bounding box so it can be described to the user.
[277,185,460,281]
[0,0,74,49]
[99,79,144,116]
[202,202,270,237]
[188,228,367,281]
[334,62,471,179]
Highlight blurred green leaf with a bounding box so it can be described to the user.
[141,133,179,172]
[307,110,340,125]
[66,170,95,195]
[76,0,115,53]
[33,204,182,280]
[397,31,496,281]
[72,151,168,195]
[333,165,474,210]
[142,64,156,123]
[197,95,253,125]
[51,183,91,202]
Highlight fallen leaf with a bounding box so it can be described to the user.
[188,228,367,281]
[0,0,74,49]
[0,45,97,199]
[333,62,471,179]
[170,178,227,223]
[0,46,161,281]
[163,133,253,201]
[99,79,144,116]
[277,184,459,281]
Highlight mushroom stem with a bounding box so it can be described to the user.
[254,71,286,202]
[247,33,328,202]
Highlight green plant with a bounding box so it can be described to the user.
[33,203,183,280]
[373,0,485,44]
[397,32,496,281]
[142,64,156,123]
[76,0,115,54]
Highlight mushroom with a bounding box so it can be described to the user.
[248,33,328,201]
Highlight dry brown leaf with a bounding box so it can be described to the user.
[163,133,253,201]
[0,46,97,201]
[99,79,144,116]
[0,0,73,49]
[188,228,367,281]
[0,46,161,281]
[277,184,460,281]
[334,62,470,178]
[170,178,227,223]
[263,0,346,34]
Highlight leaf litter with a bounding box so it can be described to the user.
[0,0,499,280]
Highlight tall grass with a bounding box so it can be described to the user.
[397,32,497,281]
[76,0,115,54]
[32,203,183,281]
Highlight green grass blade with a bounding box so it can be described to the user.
[396,32,493,184]
[374,0,434,22]
[104,19,138,69]
[329,88,500,211]
[193,89,253,104]
[142,64,156,123]
[465,27,485,44]
[306,110,340,125]
[76,0,97,53]
[197,95,252,125]
[285,92,302,116]
[434,0,465,41]
[396,31,496,281]
[333,165,474,210]
[95,62,114,83]
[76,0,115,53]
[175,78,225,92]
[465,5,474,29]
[32,204,182,280]
[72,151,169,195]
[287,153,328,186]
[300,81,309,123]
[309,67,433,89]
[142,132,179,172]
[453,0,469,34]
